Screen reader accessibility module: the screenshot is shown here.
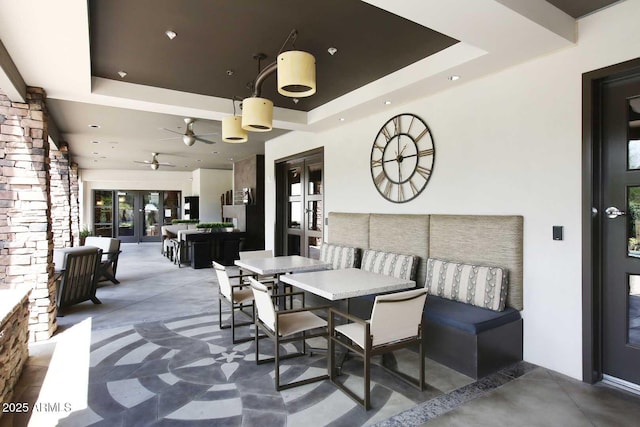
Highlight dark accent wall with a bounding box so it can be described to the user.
[234,155,264,250]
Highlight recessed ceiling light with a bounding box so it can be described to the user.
[339,118,345,122]
[91,140,99,144]
[88,124,100,129]
[117,71,127,78]
[92,152,99,155]
[165,30,177,40]
[384,100,392,105]
[328,47,338,56]
[448,75,460,81]
[211,151,219,154]
[197,159,202,162]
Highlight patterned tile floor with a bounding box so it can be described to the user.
[3,243,640,426]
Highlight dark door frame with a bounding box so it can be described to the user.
[582,57,640,383]
[274,147,324,256]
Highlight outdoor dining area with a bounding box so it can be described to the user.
[208,211,524,410]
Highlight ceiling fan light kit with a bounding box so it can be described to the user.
[183,134,196,146]
[222,115,248,142]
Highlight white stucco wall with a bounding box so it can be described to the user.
[191,168,233,222]
[79,167,232,226]
[264,1,640,380]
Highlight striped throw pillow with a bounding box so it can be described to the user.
[320,243,360,269]
[425,258,508,312]
[360,249,417,280]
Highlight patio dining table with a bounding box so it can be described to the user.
[279,267,416,302]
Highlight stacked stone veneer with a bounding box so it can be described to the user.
[69,163,80,246]
[0,290,30,415]
[50,145,72,248]
[0,88,58,341]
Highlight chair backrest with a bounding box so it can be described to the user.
[248,278,276,331]
[369,288,428,347]
[239,250,273,260]
[212,261,233,301]
[54,246,102,309]
[84,236,120,261]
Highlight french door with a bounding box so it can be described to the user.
[275,149,324,257]
[115,191,163,243]
[94,190,180,243]
[601,72,640,386]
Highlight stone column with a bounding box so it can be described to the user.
[69,163,80,246]
[0,87,57,341]
[50,143,72,249]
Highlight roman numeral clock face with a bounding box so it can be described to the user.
[370,113,435,203]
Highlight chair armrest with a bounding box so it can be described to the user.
[102,251,121,256]
[329,308,368,325]
[270,290,305,299]
[228,273,261,280]
[277,305,331,317]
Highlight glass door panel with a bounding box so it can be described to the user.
[629,275,640,347]
[116,192,136,242]
[142,192,161,240]
[163,191,181,225]
[94,190,114,237]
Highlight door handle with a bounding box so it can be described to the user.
[605,206,626,219]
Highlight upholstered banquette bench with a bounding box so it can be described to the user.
[327,212,524,379]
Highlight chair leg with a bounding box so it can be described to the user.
[363,351,371,410]
[90,296,102,305]
[218,296,254,344]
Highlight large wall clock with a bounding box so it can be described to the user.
[370,113,435,203]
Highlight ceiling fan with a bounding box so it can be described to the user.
[162,117,217,146]
[133,153,175,170]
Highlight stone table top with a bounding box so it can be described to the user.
[234,255,331,276]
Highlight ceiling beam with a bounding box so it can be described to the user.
[0,38,26,102]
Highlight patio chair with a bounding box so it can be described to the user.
[53,246,103,316]
[238,249,277,284]
[249,277,329,391]
[213,261,260,344]
[328,287,427,409]
[84,236,122,284]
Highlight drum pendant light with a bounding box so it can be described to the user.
[241,97,273,132]
[277,50,316,97]
[222,115,248,142]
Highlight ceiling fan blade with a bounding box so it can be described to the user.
[195,132,217,137]
[133,160,152,164]
[162,128,184,136]
[194,136,217,144]
[159,163,176,167]
[158,136,182,141]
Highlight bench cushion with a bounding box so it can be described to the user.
[423,295,521,334]
[320,243,360,269]
[361,249,417,280]
[425,258,508,312]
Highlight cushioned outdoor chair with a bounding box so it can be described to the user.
[328,287,428,409]
[84,236,122,284]
[53,246,103,316]
[213,261,261,344]
[249,278,329,391]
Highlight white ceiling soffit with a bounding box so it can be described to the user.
[0,0,575,133]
